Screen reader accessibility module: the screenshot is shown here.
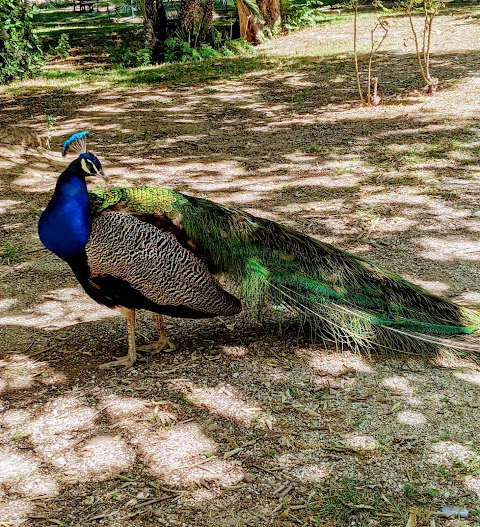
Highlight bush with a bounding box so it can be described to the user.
[163,36,253,63]
[107,40,151,67]
[0,0,44,84]
[164,37,221,62]
[37,0,72,8]
[52,33,71,59]
[222,37,253,55]
[281,0,327,31]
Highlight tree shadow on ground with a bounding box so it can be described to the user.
[1,16,480,523]
[1,308,480,525]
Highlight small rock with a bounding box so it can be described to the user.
[136,490,149,499]
[244,473,256,483]
[207,422,219,432]
[51,456,66,468]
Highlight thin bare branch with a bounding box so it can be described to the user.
[353,0,365,104]
[367,18,388,105]
[406,3,429,84]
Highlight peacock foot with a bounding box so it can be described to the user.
[138,335,176,354]
[99,355,135,369]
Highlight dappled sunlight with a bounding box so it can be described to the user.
[79,104,129,115]
[289,462,332,483]
[465,477,480,498]
[15,396,97,454]
[103,394,153,420]
[0,354,66,393]
[218,344,248,358]
[157,134,208,149]
[382,376,424,408]
[103,394,181,430]
[13,164,63,193]
[132,421,243,488]
[396,410,427,426]
[343,432,378,452]
[0,200,25,214]
[0,451,40,486]
[171,379,263,425]
[382,376,415,396]
[0,450,59,497]
[0,287,116,330]
[429,441,477,466]
[406,279,451,296]
[67,434,135,482]
[0,498,35,524]
[305,350,373,377]
[0,299,18,311]
[1,6,480,524]
[419,237,480,261]
[453,371,480,386]
[433,354,480,370]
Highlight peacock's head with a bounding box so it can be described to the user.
[72,152,106,179]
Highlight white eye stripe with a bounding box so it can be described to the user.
[80,157,101,175]
[80,158,89,173]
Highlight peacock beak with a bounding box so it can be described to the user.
[98,168,107,180]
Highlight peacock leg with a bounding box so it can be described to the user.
[99,307,137,369]
[138,314,176,354]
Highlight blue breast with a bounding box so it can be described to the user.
[38,171,92,262]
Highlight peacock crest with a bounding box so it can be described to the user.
[62,131,90,157]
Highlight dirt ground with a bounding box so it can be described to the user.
[0,9,480,527]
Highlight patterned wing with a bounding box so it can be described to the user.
[85,211,241,317]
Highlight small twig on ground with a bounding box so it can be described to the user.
[169,456,217,471]
[252,463,283,478]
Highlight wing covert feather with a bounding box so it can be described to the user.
[85,211,241,316]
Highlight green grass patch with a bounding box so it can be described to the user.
[0,244,25,265]
[33,6,141,55]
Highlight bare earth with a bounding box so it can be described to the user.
[0,9,480,527]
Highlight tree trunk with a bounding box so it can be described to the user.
[203,0,215,24]
[259,0,280,30]
[180,0,200,38]
[144,0,168,63]
[236,0,260,42]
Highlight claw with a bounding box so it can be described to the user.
[99,355,135,369]
[138,335,176,354]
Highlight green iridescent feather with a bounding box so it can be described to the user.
[89,186,480,354]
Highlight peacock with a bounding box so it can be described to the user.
[38,132,480,368]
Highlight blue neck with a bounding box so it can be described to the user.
[38,168,91,262]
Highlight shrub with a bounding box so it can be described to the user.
[163,36,253,63]
[281,0,327,31]
[52,33,71,59]
[0,0,44,84]
[107,40,151,67]
[222,37,253,55]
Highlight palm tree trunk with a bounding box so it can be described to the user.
[180,0,200,38]
[144,0,168,63]
[236,0,260,42]
[259,0,280,30]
